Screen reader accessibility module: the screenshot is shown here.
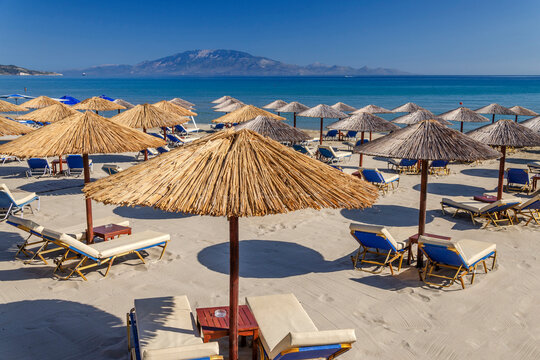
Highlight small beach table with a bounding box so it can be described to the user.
[93,224,131,242]
[532,174,540,191]
[408,233,451,268]
[196,305,259,360]
[51,159,67,175]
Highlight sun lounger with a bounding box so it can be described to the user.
[360,168,399,194]
[292,144,315,157]
[527,162,540,174]
[0,184,39,220]
[506,168,533,194]
[6,215,45,258]
[324,130,338,140]
[210,123,225,131]
[52,229,170,280]
[512,194,540,226]
[26,158,52,177]
[1,155,20,164]
[387,158,419,174]
[66,154,93,176]
[349,223,410,275]
[137,148,159,160]
[429,160,450,175]
[156,146,170,154]
[102,164,123,175]
[419,235,497,289]
[127,295,222,360]
[441,197,520,227]
[344,130,357,140]
[149,132,165,139]
[317,145,351,164]
[345,139,367,151]
[246,293,356,360]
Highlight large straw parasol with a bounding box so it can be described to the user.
[83,128,378,360]
[328,113,399,166]
[263,100,288,115]
[474,103,515,123]
[508,105,538,123]
[153,100,197,117]
[331,102,356,112]
[0,116,34,136]
[21,96,62,109]
[234,115,310,142]
[276,101,309,128]
[212,105,285,124]
[438,106,489,132]
[17,103,78,123]
[73,96,126,114]
[392,109,451,125]
[170,98,195,109]
[467,119,540,199]
[0,99,28,112]
[298,104,347,144]
[0,111,164,242]
[391,102,425,113]
[521,116,540,133]
[352,104,392,115]
[216,103,245,113]
[213,98,242,109]
[356,119,500,267]
[211,95,234,104]
[113,99,135,113]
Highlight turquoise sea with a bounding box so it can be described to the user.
[2,76,540,131]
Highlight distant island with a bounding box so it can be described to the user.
[62,49,409,77]
[0,64,61,76]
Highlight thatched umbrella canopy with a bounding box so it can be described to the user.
[113,99,135,113]
[73,96,126,114]
[153,100,197,117]
[467,119,540,199]
[298,104,347,144]
[328,113,399,166]
[17,103,78,123]
[391,102,425,113]
[276,101,309,128]
[0,111,164,243]
[212,105,285,124]
[356,119,500,265]
[213,98,242,109]
[215,103,245,113]
[521,116,540,133]
[331,102,356,112]
[0,99,28,112]
[474,103,515,123]
[21,96,62,109]
[438,106,489,132]
[83,128,377,360]
[211,95,234,104]
[392,109,451,125]
[234,115,310,143]
[170,97,195,108]
[352,104,392,114]
[509,105,538,122]
[263,100,288,115]
[0,116,34,136]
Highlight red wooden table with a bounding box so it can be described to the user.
[473,194,498,203]
[51,159,67,175]
[408,233,451,268]
[533,175,540,191]
[92,224,131,242]
[196,305,259,360]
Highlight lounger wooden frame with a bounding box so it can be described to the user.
[441,202,517,228]
[6,218,47,259]
[256,337,352,360]
[350,230,409,275]
[514,208,540,226]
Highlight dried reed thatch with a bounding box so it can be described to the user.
[328,113,399,132]
[331,102,356,112]
[211,95,234,104]
[392,110,451,125]
[16,103,78,122]
[263,100,288,110]
[0,116,34,136]
[83,129,377,217]
[0,111,165,158]
[111,104,187,129]
[438,107,490,123]
[0,99,28,112]
[234,116,310,142]
[474,103,515,116]
[212,105,285,124]
[355,119,500,161]
[216,103,245,113]
[508,106,538,117]
[170,98,195,107]
[466,119,540,147]
[298,104,347,119]
[521,116,540,133]
[213,99,243,109]
[277,101,309,113]
[391,102,425,113]
[21,96,62,109]
[352,104,392,114]
[73,97,126,111]
[113,99,135,109]
[153,100,196,117]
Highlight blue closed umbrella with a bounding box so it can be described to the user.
[99,95,115,101]
[59,95,80,105]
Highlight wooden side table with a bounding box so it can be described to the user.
[51,159,67,175]
[408,232,451,268]
[93,224,131,242]
[532,175,540,191]
[196,305,259,360]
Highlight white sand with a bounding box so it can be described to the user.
[0,130,539,359]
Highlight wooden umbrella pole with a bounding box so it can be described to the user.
[417,159,428,268]
[163,127,167,140]
[492,114,495,123]
[83,154,94,244]
[460,122,464,133]
[515,115,518,123]
[319,117,323,145]
[358,131,365,167]
[143,128,148,161]
[58,155,63,173]
[293,113,296,128]
[497,146,506,200]
[369,131,372,141]
[229,216,239,360]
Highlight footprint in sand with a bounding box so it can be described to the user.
[318,294,335,303]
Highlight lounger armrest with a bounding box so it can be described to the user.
[272,329,356,358]
[143,342,220,360]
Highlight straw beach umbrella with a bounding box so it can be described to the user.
[215,103,244,113]
[83,128,378,360]
[466,119,540,200]
[0,111,164,243]
[331,102,356,113]
[0,99,28,112]
[212,105,284,124]
[170,98,195,108]
[391,102,425,113]
[328,113,399,166]
[235,115,310,142]
[113,99,135,113]
[211,95,234,104]
[298,104,347,145]
[508,106,538,123]
[355,120,500,266]
[521,116,540,133]
[352,104,392,115]
[153,100,197,117]
[263,100,288,115]
[392,109,452,125]
[439,106,490,132]
[73,96,126,114]
[21,96,62,109]
[0,116,34,136]
[276,101,309,128]
[474,103,515,123]
[213,99,242,109]
[17,103,77,123]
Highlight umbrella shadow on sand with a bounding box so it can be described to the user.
[460,168,500,178]
[341,204,437,227]
[113,206,195,220]
[18,179,84,195]
[90,154,136,164]
[197,239,352,278]
[0,299,125,359]
[412,183,488,196]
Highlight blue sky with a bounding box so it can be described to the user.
[1,0,539,75]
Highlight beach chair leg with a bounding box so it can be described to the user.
[482,260,488,273]
[56,257,88,280]
[351,247,362,269]
[24,241,50,265]
[104,256,116,277]
[158,241,168,260]
[15,233,34,258]
[491,251,497,270]
[53,249,71,274]
[134,250,146,264]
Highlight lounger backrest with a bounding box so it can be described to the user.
[41,228,100,259]
[0,191,15,208]
[400,159,417,167]
[318,146,336,159]
[156,146,169,154]
[346,131,357,137]
[517,195,540,210]
[175,124,188,134]
[66,155,84,169]
[349,223,399,251]
[486,200,520,213]
[419,235,466,268]
[7,215,44,235]
[507,168,529,185]
[102,164,122,175]
[361,169,385,184]
[27,158,49,169]
[149,132,164,139]
[0,183,15,201]
[326,130,338,137]
[431,160,448,168]
[167,134,183,143]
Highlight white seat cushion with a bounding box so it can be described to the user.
[91,231,169,259]
[349,223,408,251]
[41,228,101,259]
[454,239,496,267]
[441,197,501,213]
[143,342,219,360]
[382,174,399,183]
[334,151,352,158]
[0,183,37,206]
[271,329,356,357]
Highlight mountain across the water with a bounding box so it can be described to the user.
[0,64,61,76]
[63,49,409,77]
